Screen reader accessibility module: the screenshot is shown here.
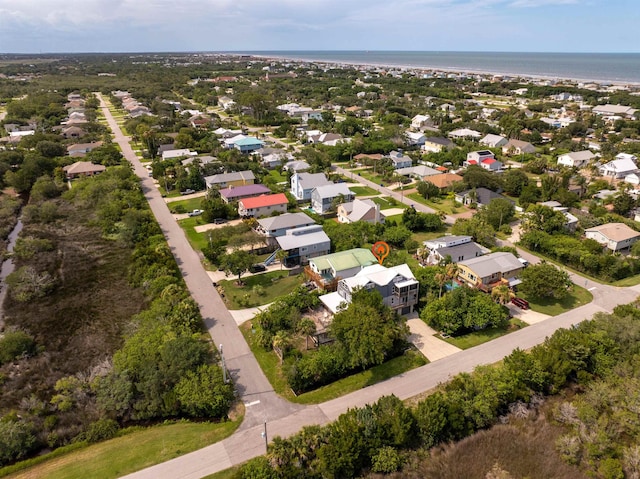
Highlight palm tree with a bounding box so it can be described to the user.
[297,317,317,350]
[276,249,288,270]
[435,272,447,298]
[491,284,513,305]
[272,330,291,364]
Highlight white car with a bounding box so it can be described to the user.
[188,209,204,217]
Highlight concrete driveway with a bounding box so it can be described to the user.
[407,316,462,362]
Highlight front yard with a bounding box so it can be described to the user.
[218,271,303,309]
[440,317,528,350]
[518,285,593,316]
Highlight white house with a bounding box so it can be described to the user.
[411,114,431,130]
[161,148,198,161]
[311,183,355,214]
[387,150,413,169]
[557,150,596,168]
[479,134,507,148]
[448,128,482,140]
[337,199,383,224]
[290,172,332,201]
[405,131,426,147]
[599,157,638,179]
[585,223,640,251]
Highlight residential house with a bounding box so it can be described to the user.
[585,223,640,251]
[425,172,464,190]
[254,147,293,169]
[479,134,508,148]
[67,141,103,157]
[205,170,255,189]
[448,128,482,140]
[387,150,413,169]
[162,148,198,161]
[276,225,331,267]
[502,139,536,155]
[411,114,431,130]
[465,151,503,171]
[421,137,454,153]
[219,184,272,204]
[306,248,378,290]
[536,201,579,232]
[218,96,236,110]
[311,183,355,214]
[238,193,289,218]
[283,160,311,173]
[422,235,489,265]
[61,126,86,139]
[599,157,638,179]
[213,128,243,139]
[455,187,511,207]
[396,165,441,179]
[457,252,524,291]
[290,172,331,201]
[309,132,346,146]
[592,104,637,119]
[557,150,596,168]
[320,263,419,315]
[182,155,215,167]
[62,161,107,180]
[232,137,265,153]
[337,199,383,224]
[255,212,316,246]
[405,131,426,147]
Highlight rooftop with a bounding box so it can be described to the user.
[239,193,288,209]
[310,248,378,272]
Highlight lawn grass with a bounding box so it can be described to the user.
[411,230,449,244]
[293,349,427,404]
[268,170,287,183]
[612,273,640,287]
[203,467,240,479]
[167,197,206,213]
[240,323,427,404]
[349,185,379,196]
[370,196,406,210]
[219,271,303,309]
[357,170,386,185]
[178,217,210,251]
[518,285,593,316]
[406,193,465,215]
[440,318,528,350]
[1,420,242,479]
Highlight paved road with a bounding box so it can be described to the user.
[332,165,456,225]
[97,97,640,478]
[96,93,306,431]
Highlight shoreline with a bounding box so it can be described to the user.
[246,52,640,88]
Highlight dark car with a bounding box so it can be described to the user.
[249,263,267,273]
[213,218,227,225]
[511,297,530,310]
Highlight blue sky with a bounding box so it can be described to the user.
[0,0,637,53]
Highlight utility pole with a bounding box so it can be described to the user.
[219,344,227,383]
[261,420,268,452]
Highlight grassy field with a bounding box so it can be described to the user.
[218,271,303,309]
[518,285,593,316]
[612,273,640,287]
[371,196,406,210]
[349,185,379,196]
[406,193,465,215]
[268,170,287,183]
[178,216,209,251]
[167,197,206,213]
[440,318,528,350]
[240,323,427,403]
[1,420,242,479]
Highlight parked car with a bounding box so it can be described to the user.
[180,189,195,195]
[511,297,530,310]
[213,218,227,225]
[249,263,267,273]
[188,209,203,217]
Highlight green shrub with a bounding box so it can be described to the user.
[0,330,37,365]
[85,418,119,443]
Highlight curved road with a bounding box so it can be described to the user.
[96,95,640,478]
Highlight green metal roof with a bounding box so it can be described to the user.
[312,248,377,272]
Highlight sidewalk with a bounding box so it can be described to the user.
[228,303,273,325]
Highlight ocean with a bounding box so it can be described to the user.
[242,51,640,85]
